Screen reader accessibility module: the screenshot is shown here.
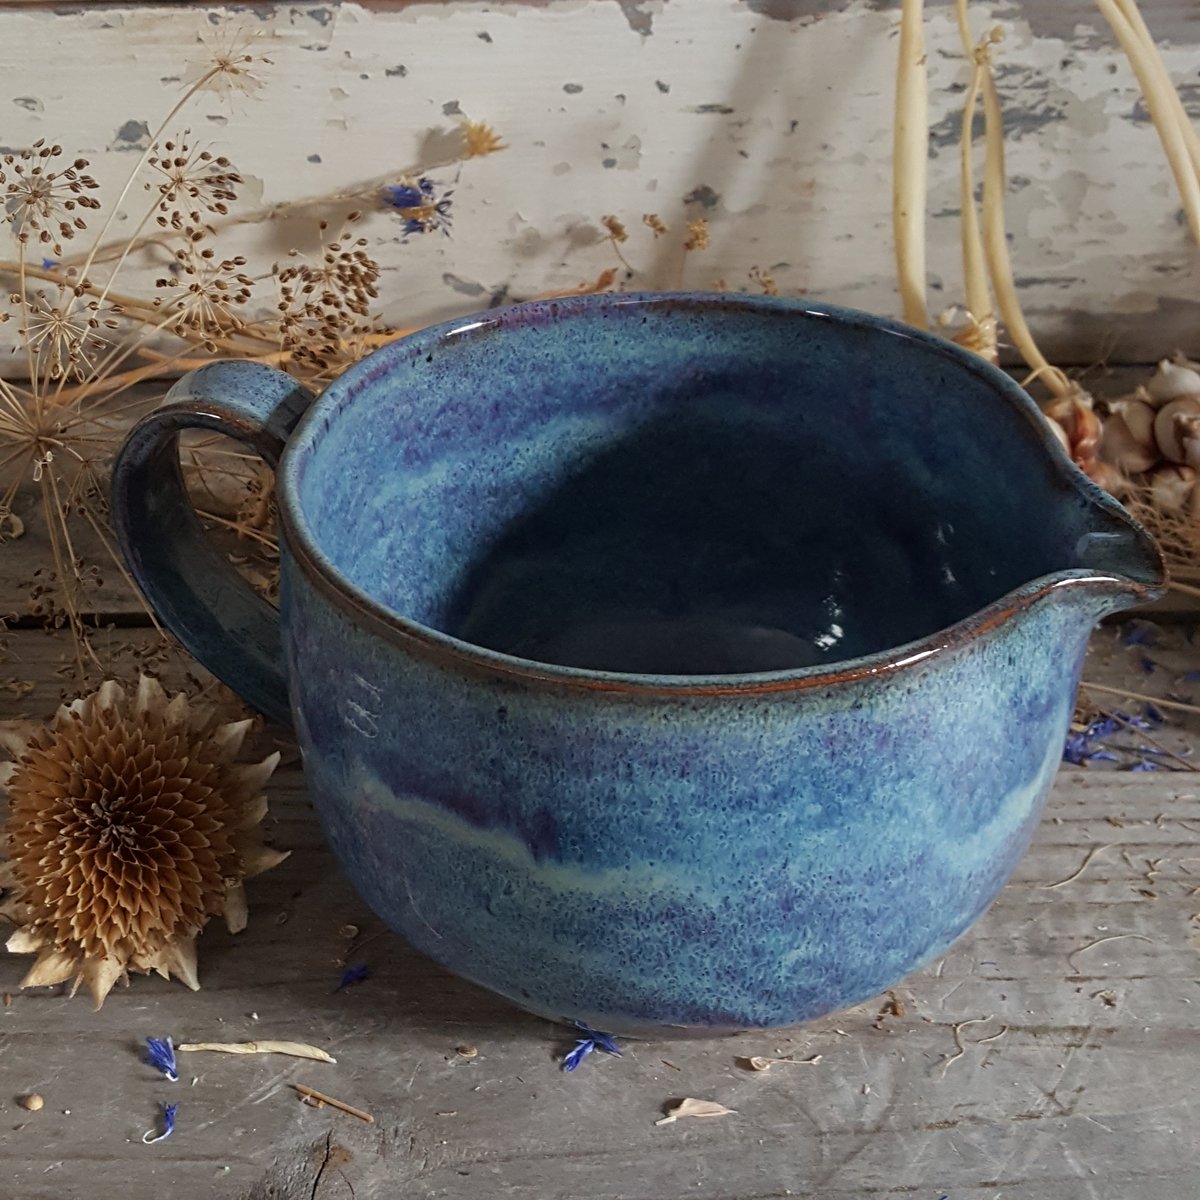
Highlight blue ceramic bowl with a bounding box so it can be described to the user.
[112,294,1164,1034]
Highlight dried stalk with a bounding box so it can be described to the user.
[978,39,1072,398]
[1095,0,1200,243]
[893,0,930,329]
[953,1,998,359]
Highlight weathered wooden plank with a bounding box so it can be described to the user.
[0,2,1195,366]
[1,626,1199,1198]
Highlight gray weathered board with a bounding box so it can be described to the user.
[2,383,1200,1197]
[0,0,1198,366]
[1,627,1199,1199]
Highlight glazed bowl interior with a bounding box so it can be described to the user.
[288,295,1106,677]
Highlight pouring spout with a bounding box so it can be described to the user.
[1070,486,1167,617]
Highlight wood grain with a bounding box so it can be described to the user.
[1,631,1199,1197]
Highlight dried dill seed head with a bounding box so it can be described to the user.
[190,27,272,100]
[155,227,254,348]
[642,213,668,236]
[601,215,629,243]
[0,141,101,256]
[148,134,242,221]
[0,677,287,1008]
[21,288,115,381]
[275,212,382,374]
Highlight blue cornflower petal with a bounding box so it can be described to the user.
[1138,655,1156,675]
[142,1101,179,1145]
[1121,620,1158,647]
[574,1021,621,1057]
[382,182,426,210]
[336,964,370,992]
[40,258,57,271]
[1129,760,1160,772]
[144,1037,178,1083]
[562,1039,594,1072]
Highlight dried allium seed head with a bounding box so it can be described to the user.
[0,677,286,1007]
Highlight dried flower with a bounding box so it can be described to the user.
[148,136,241,219]
[20,289,114,381]
[381,176,454,237]
[155,232,254,347]
[461,121,506,159]
[0,676,287,1007]
[276,213,382,375]
[336,964,369,992]
[381,179,433,211]
[0,141,101,256]
[683,218,710,252]
[750,266,779,295]
[144,1036,179,1082]
[562,1021,621,1071]
[600,215,629,244]
[189,27,271,100]
[142,1101,179,1145]
[642,213,668,236]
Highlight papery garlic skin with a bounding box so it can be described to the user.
[1148,463,1197,512]
[1154,396,1200,463]
[1101,397,1160,475]
[1147,358,1200,407]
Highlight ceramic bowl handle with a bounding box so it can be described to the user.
[110,362,315,725]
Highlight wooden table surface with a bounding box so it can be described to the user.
[2,380,1199,1200]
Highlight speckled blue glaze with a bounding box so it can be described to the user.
[112,294,1165,1035]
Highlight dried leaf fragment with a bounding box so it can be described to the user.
[738,1053,822,1072]
[177,1040,335,1063]
[655,1098,736,1125]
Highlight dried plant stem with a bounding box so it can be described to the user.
[953,2,998,357]
[70,64,224,285]
[1040,843,1115,890]
[292,1084,374,1123]
[1167,579,1200,600]
[1081,681,1200,718]
[1095,0,1200,244]
[940,1015,993,1077]
[979,57,1071,398]
[1067,932,1154,974]
[75,153,471,270]
[1102,706,1200,772]
[1113,0,1200,176]
[893,0,929,329]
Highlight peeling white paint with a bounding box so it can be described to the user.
[0,0,1194,363]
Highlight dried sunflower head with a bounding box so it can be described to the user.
[0,676,286,1008]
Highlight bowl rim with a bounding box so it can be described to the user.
[276,290,1165,696]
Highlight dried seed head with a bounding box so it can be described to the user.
[0,143,101,256]
[461,120,506,159]
[601,215,628,243]
[683,218,710,252]
[1,676,286,1007]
